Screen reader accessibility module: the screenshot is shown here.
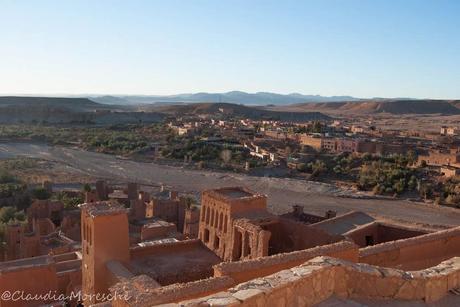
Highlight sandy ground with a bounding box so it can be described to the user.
[1,142,460,227]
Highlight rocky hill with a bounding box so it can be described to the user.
[0,96,164,124]
[144,102,330,121]
[271,99,460,115]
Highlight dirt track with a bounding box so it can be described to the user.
[1,142,460,227]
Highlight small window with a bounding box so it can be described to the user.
[203,228,210,243]
[365,235,374,246]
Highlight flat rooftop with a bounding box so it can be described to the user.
[0,255,54,273]
[310,211,375,235]
[108,190,128,199]
[205,187,264,200]
[80,201,127,217]
[221,189,252,198]
[129,244,221,286]
[132,218,174,228]
[137,238,179,247]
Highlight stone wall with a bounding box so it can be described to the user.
[183,207,200,238]
[130,239,202,259]
[359,226,460,270]
[140,222,177,241]
[177,256,460,306]
[345,222,428,248]
[262,218,343,255]
[213,240,358,284]
[110,276,235,307]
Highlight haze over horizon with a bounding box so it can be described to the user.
[1,0,459,99]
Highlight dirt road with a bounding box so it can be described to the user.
[1,142,459,227]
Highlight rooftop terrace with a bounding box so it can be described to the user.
[80,201,127,217]
[129,240,221,286]
[0,255,53,273]
[204,187,265,202]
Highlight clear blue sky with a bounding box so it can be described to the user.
[1,0,459,98]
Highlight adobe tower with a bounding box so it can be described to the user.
[81,201,130,305]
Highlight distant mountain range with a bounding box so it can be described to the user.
[2,96,460,125]
[87,91,361,106]
[0,97,329,124]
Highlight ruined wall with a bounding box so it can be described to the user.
[96,180,109,201]
[149,199,179,224]
[262,218,343,255]
[231,219,271,261]
[379,224,428,244]
[345,223,427,248]
[60,213,81,241]
[36,218,56,236]
[126,183,138,201]
[5,224,22,260]
[183,207,200,238]
[213,240,358,284]
[20,232,41,259]
[359,226,460,270]
[129,200,146,221]
[179,256,460,306]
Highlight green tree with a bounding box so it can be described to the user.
[83,183,92,193]
[31,187,51,200]
[310,160,326,177]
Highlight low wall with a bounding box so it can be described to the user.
[359,226,460,270]
[213,240,358,284]
[53,251,79,262]
[179,256,460,306]
[110,276,235,307]
[0,256,59,307]
[54,258,81,272]
[346,222,428,247]
[130,239,202,259]
[264,218,344,253]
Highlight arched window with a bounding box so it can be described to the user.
[205,207,210,224]
[210,208,215,226]
[219,213,223,230]
[214,210,219,227]
[201,206,206,222]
